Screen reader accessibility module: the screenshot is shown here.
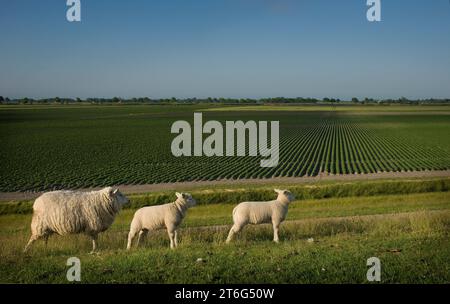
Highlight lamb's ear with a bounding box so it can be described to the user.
[113,189,119,194]
[175,192,182,199]
[274,189,282,194]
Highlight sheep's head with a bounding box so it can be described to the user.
[274,189,295,204]
[176,192,197,207]
[109,188,130,206]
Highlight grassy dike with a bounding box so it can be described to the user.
[0,178,449,283]
[1,177,449,215]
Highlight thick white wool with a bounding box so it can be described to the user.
[24,187,128,252]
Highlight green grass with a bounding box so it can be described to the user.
[1,105,449,192]
[1,191,449,283]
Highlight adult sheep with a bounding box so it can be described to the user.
[226,189,295,243]
[127,192,196,250]
[23,187,129,253]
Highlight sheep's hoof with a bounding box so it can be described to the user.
[89,251,99,255]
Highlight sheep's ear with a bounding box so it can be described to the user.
[113,189,119,194]
[175,192,182,199]
[274,189,282,194]
[183,193,191,199]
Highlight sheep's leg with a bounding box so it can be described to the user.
[174,230,178,248]
[226,227,235,243]
[90,234,98,253]
[23,235,40,253]
[44,234,49,248]
[136,230,148,247]
[127,229,138,250]
[167,229,176,249]
[226,224,243,243]
[272,222,280,243]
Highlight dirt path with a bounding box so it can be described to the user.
[1,170,449,202]
[162,209,450,234]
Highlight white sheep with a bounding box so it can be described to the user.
[23,187,129,253]
[226,189,295,243]
[127,192,196,250]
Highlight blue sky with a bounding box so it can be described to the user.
[1,0,449,99]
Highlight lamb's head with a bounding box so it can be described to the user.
[108,188,130,207]
[175,192,197,208]
[274,189,295,204]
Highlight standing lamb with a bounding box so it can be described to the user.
[23,187,129,253]
[226,189,295,243]
[127,192,196,250]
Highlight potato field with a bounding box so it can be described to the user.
[1,105,449,192]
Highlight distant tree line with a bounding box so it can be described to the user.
[1,95,449,105]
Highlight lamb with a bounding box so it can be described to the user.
[127,192,196,250]
[226,189,295,243]
[23,187,129,253]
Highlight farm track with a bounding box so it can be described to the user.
[1,169,449,202]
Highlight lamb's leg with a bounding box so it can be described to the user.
[127,229,138,250]
[272,222,280,243]
[136,230,148,247]
[167,228,176,249]
[226,223,243,243]
[174,230,178,248]
[226,227,235,243]
[23,235,39,253]
[90,234,98,253]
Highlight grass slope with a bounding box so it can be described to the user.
[1,191,449,283]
